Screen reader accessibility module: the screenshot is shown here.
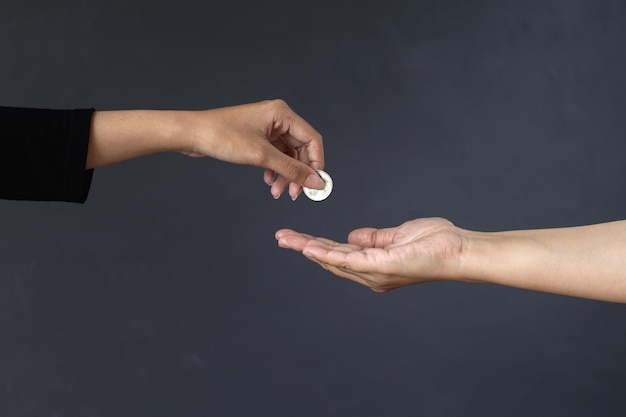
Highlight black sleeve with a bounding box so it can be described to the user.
[0,106,95,203]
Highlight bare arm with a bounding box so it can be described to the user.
[276,218,626,303]
[462,220,626,302]
[86,100,325,199]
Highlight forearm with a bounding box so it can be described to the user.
[460,221,626,303]
[86,110,194,169]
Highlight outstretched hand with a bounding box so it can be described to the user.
[87,99,324,200]
[276,218,465,292]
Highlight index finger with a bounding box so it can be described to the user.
[283,111,324,171]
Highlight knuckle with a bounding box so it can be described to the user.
[271,98,288,109]
[266,98,289,114]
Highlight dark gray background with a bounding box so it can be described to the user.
[2,0,626,416]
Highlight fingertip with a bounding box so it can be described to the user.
[289,183,302,201]
[276,236,294,249]
[275,229,294,239]
[271,173,290,198]
[347,228,367,241]
[264,169,275,186]
[347,228,377,246]
[303,171,326,190]
[271,186,283,199]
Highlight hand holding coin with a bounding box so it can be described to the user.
[303,170,333,201]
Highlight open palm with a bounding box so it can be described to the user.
[276,217,464,292]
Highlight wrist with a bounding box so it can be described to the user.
[457,230,506,284]
[179,109,222,157]
[155,110,196,154]
[459,229,547,287]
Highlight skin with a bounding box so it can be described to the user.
[86,99,325,200]
[276,218,626,303]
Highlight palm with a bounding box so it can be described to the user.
[276,217,463,292]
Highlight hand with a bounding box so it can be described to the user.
[276,218,464,292]
[185,99,325,200]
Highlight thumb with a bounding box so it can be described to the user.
[348,227,397,248]
[266,148,326,189]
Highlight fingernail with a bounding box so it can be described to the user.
[291,190,302,201]
[273,193,280,200]
[304,172,325,190]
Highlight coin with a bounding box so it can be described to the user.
[303,170,333,201]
